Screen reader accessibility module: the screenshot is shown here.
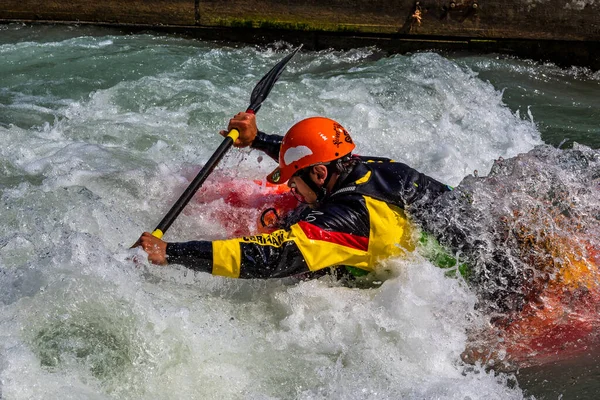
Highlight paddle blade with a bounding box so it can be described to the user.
[247,46,302,113]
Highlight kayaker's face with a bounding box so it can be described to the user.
[288,174,318,207]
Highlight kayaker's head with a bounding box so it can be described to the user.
[266,117,355,207]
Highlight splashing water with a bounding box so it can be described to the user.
[418,144,600,368]
[1,23,599,398]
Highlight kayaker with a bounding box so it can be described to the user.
[139,112,452,278]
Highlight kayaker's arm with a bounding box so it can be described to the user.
[401,166,452,207]
[219,111,282,162]
[139,232,212,270]
[391,162,452,227]
[250,131,282,162]
[166,241,213,272]
[160,196,374,279]
[161,230,312,278]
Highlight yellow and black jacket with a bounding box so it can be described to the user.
[166,132,451,278]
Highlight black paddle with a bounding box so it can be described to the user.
[135,46,301,244]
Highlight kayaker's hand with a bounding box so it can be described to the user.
[220,112,257,147]
[139,232,168,265]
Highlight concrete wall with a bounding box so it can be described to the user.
[1,0,196,25]
[197,0,600,41]
[1,0,599,68]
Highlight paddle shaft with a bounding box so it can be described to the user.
[150,126,242,239]
[137,47,301,243]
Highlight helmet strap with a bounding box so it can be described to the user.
[299,168,326,202]
[299,162,338,204]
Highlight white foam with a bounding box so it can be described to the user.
[0,35,549,398]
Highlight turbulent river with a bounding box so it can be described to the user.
[1,24,599,399]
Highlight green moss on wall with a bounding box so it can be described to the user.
[209,17,388,33]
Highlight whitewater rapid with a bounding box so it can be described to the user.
[2,24,598,399]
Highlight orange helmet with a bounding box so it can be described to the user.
[267,117,355,184]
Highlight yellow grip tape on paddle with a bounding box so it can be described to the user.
[151,229,164,239]
[228,129,240,142]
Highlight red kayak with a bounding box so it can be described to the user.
[464,235,600,369]
[189,172,298,237]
